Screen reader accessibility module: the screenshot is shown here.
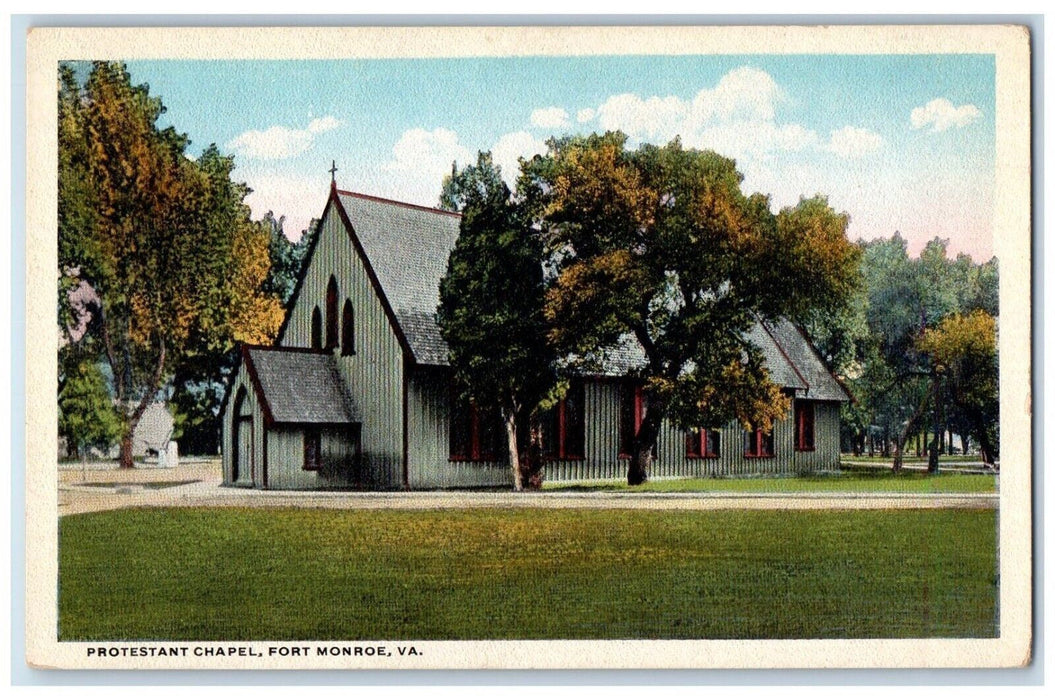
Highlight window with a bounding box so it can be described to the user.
[618,383,654,459]
[310,307,322,350]
[342,300,355,356]
[449,392,505,461]
[541,382,585,460]
[744,427,774,458]
[325,276,339,349]
[303,428,322,471]
[795,401,816,451]
[686,429,720,458]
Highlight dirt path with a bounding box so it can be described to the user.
[57,463,997,516]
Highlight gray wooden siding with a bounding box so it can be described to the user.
[220,363,264,487]
[281,205,404,487]
[405,371,842,486]
[791,401,842,473]
[407,368,512,488]
[264,426,361,490]
[266,427,315,490]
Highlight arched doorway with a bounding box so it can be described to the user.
[232,386,253,484]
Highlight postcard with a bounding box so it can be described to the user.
[24,24,1031,670]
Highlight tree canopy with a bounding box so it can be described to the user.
[831,233,999,469]
[437,152,557,490]
[520,132,861,483]
[58,61,284,466]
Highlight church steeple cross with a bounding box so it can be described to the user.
[329,160,338,184]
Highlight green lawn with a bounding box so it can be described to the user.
[59,507,997,640]
[544,471,996,494]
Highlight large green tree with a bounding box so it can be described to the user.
[437,152,557,490]
[521,133,860,484]
[850,234,999,471]
[58,62,283,467]
[918,310,999,465]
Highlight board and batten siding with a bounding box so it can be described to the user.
[547,386,841,480]
[265,426,361,490]
[407,367,512,488]
[221,363,264,487]
[280,203,404,488]
[405,371,842,486]
[791,401,842,473]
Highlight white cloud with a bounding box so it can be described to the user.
[596,93,688,141]
[576,107,596,123]
[690,66,784,125]
[490,131,547,185]
[307,116,341,134]
[826,126,883,159]
[235,168,330,242]
[530,107,570,129]
[370,127,474,206]
[910,98,981,132]
[585,66,818,165]
[226,115,342,161]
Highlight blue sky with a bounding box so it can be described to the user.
[120,54,996,259]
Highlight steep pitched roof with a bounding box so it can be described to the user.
[244,347,360,424]
[337,191,461,366]
[318,187,847,401]
[579,324,816,394]
[763,318,851,402]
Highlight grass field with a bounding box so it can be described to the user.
[544,471,996,494]
[59,507,997,641]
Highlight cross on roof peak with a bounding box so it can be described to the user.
[329,160,338,183]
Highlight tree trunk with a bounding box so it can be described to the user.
[520,417,545,490]
[893,381,934,474]
[119,432,135,469]
[628,404,663,486]
[928,375,941,473]
[503,408,523,492]
[118,338,168,470]
[978,431,996,469]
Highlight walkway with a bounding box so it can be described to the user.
[57,463,998,517]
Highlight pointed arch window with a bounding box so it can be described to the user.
[342,300,355,356]
[310,307,323,350]
[326,276,339,349]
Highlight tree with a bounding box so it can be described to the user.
[58,359,122,460]
[521,133,860,484]
[261,212,311,306]
[852,234,999,471]
[437,152,557,491]
[58,62,283,467]
[918,310,999,465]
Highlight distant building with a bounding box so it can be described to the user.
[131,402,174,457]
[221,181,849,490]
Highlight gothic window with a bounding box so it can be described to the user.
[310,307,322,350]
[795,401,816,451]
[326,276,339,349]
[342,300,355,356]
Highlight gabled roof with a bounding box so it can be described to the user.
[763,318,851,402]
[578,321,848,400]
[243,346,360,425]
[337,191,461,366]
[287,185,848,401]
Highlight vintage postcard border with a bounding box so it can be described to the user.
[24,24,1032,670]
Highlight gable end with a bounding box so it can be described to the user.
[276,186,416,364]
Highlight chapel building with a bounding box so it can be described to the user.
[221,180,850,490]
